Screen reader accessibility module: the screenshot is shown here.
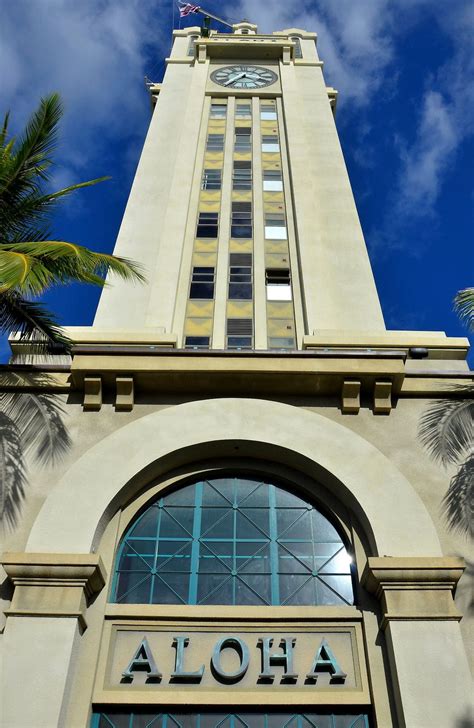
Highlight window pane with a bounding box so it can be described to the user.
[206,134,224,151]
[92,713,370,728]
[112,477,354,606]
[210,103,227,118]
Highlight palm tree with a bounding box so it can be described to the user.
[0,93,145,530]
[454,288,474,332]
[0,92,144,351]
[418,287,474,538]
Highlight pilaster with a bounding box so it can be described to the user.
[362,557,471,728]
[3,552,106,631]
[2,553,106,728]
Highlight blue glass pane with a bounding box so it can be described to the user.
[112,476,354,606]
[92,713,370,728]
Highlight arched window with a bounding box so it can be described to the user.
[112,475,354,606]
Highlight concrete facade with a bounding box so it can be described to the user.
[1,21,472,728]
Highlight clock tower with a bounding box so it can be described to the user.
[92,20,385,347]
[2,19,472,728]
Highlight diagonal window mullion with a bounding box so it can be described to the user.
[277,539,313,573]
[116,572,152,603]
[238,506,271,538]
[199,539,233,573]
[154,573,187,604]
[199,506,232,538]
[236,480,264,506]
[277,507,309,538]
[123,539,156,570]
[316,574,352,605]
[161,506,194,537]
[280,573,314,606]
[315,544,344,575]
[235,540,270,575]
[234,572,270,605]
[197,572,233,605]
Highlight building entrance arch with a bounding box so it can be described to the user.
[26,398,442,557]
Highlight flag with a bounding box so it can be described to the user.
[179,2,201,17]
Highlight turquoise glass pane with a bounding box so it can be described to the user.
[112,476,354,606]
[92,713,369,728]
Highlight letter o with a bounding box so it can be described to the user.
[211,636,250,684]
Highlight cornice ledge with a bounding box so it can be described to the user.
[361,557,465,627]
[361,556,465,594]
[2,552,106,598]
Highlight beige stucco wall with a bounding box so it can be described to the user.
[1,392,472,728]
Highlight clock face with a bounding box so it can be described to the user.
[211,65,278,89]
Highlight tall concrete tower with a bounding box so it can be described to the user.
[2,21,472,728]
[93,22,384,347]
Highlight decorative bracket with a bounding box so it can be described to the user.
[2,553,106,631]
[83,377,102,411]
[341,380,361,414]
[373,380,392,414]
[116,376,134,411]
[361,557,465,629]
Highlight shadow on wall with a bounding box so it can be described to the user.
[457,709,474,728]
[0,372,71,531]
[418,384,474,539]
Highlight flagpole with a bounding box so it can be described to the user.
[178,3,235,30]
[197,7,234,29]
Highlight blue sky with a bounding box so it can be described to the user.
[1,0,472,362]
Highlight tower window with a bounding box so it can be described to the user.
[112,475,354,605]
[261,104,277,121]
[226,319,253,349]
[184,336,210,350]
[235,127,252,152]
[231,202,252,238]
[265,212,287,239]
[262,135,279,152]
[235,103,252,119]
[290,37,303,58]
[206,134,224,151]
[263,169,283,191]
[233,161,252,190]
[189,266,215,299]
[266,268,292,300]
[187,34,199,56]
[196,211,218,238]
[228,253,253,300]
[201,168,222,190]
[210,103,227,119]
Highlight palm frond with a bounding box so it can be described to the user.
[454,288,474,332]
[0,111,11,148]
[1,241,145,287]
[0,93,62,196]
[418,386,474,466]
[0,388,71,465]
[442,455,474,538]
[0,291,71,351]
[0,412,27,530]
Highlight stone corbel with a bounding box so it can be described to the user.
[341,380,361,414]
[2,553,106,631]
[282,45,291,64]
[373,380,392,414]
[84,376,102,411]
[361,556,465,630]
[116,376,134,411]
[198,43,207,63]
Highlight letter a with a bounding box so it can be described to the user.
[122,637,162,681]
[306,639,346,682]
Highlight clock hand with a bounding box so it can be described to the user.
[224,72,245,86]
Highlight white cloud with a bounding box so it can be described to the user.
[395,91,458,215]
[229,0,395,107]
[0,0,163,182]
